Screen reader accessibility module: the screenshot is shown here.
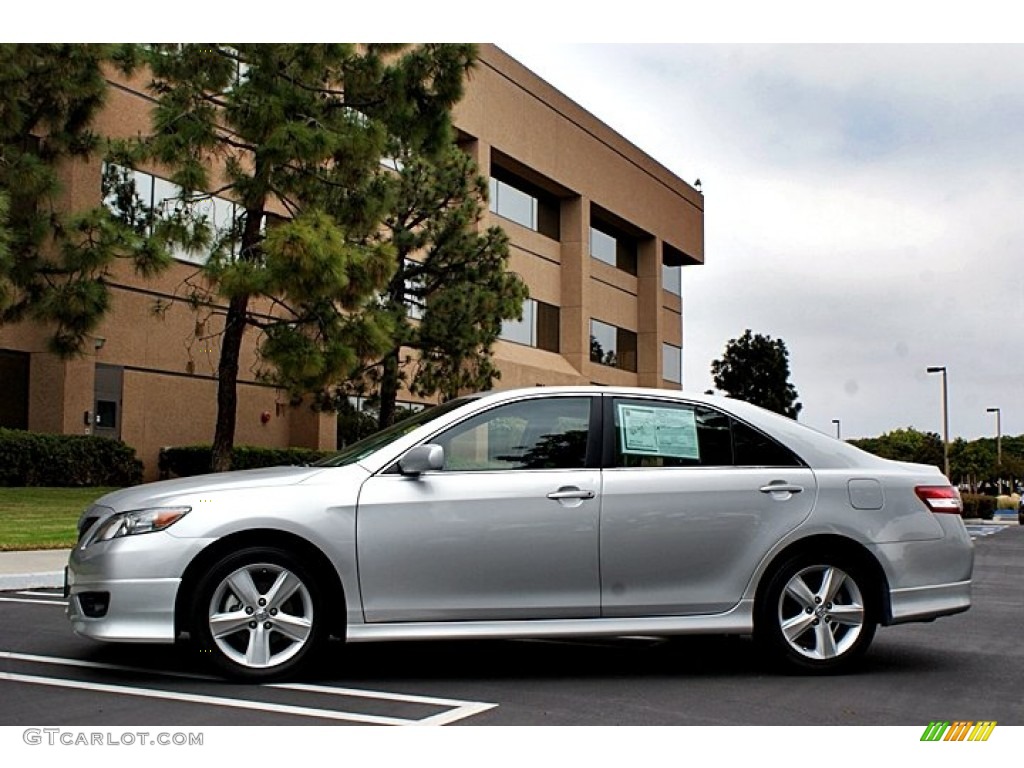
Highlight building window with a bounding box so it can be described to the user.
[102,163,242,266]
[662,262,681,296]
[403,258,425,320]
[663,343,682,384]
[590,319,637,373]
[590,221,637,275]
[662,243,685,296]
[500,299,560,353]
[0,349,29,430]
[488,171,559,239]
[490,177,536,230]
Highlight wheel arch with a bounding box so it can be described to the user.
[754,534,892,625]
[175,529,347,641]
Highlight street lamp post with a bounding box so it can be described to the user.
[926,366,950,479]
[987,407,1002,494]
[832,419,841,440]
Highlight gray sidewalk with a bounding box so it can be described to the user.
[0,549,69,591]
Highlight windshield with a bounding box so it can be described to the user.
[313,397,474,468]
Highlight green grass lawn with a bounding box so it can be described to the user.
[0,487,119,551]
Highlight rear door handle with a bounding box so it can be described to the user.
[547,488,596,501]
[759,483,804,495]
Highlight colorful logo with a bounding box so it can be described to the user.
[920,721,996,742]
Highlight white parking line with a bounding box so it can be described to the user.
[0,671,412,725]
[0,650,497,725]
[0,597,67,606]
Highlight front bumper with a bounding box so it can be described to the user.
[67,577,179,642]
[66,530,211,644]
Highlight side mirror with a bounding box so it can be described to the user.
[398,444,444,476]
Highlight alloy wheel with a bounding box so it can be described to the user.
[207,562,314,669]
[776,564,865,661]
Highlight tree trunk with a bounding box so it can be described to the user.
[210,293,250,473]
[377,345,401,430]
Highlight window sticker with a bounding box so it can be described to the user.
[618,403,700,460]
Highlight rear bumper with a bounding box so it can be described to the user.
[886,579,971,625]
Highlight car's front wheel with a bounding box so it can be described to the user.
[191,547,324,681]
[756,553,877,674]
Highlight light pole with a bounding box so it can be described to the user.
[926,366,950,479]
[832,419,841,439]
[987,407,1002,493]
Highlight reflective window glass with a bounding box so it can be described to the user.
[663,343,682,384]
[590,319,618,368]
[612,399,731,468]
[434,397,591,471]
[662,263,682,296]
[490,178,537,230]
[500,299,536,346]
[590,227,617,266]
[732,420,803,467]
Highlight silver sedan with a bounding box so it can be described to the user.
[67,387,973,680]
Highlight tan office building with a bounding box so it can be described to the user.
[0,45,704,479]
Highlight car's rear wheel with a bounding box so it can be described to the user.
[756,553,877,674]
[191,547,324,681]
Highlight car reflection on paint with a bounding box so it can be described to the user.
[66,387,973,680]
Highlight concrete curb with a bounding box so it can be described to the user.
[0,571,65,591]
[0,549,70,592]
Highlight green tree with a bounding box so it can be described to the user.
[849,427,944,472]
[710,329,802,418]
[0,44,170,353]
[361,143,528,428]
[116,44,476,471]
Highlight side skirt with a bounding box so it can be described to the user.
[346,600,755,643]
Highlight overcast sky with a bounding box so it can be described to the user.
[498,43,1024,441]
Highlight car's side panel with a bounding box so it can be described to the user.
[600,467,817,616]
[355,470,601,622]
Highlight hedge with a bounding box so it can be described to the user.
[960,493,996,520]
[0,428,143,487]
[159,444,333,478]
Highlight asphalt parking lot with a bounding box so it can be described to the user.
[1,522,1022,726]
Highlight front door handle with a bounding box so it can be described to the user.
[547,487,596,501]
[759,483,804,495]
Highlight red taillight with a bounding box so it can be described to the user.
[915,485,963,514]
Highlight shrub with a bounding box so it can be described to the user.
[0,428,143,487]
[995,494,1018,511]
[159,444,333,478]
[960,493,996,520]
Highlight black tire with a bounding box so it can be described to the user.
[190,546,325,682]
[755,552,877,674]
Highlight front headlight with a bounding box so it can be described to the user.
[88,506,191,545]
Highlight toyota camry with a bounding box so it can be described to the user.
[67,387,973,680]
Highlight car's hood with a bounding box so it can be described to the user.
[92,465,330,511]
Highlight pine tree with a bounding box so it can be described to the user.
[120,44,476,471]
[710,329,803,419]
[362,143,528,428]
[0,44,171,354]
